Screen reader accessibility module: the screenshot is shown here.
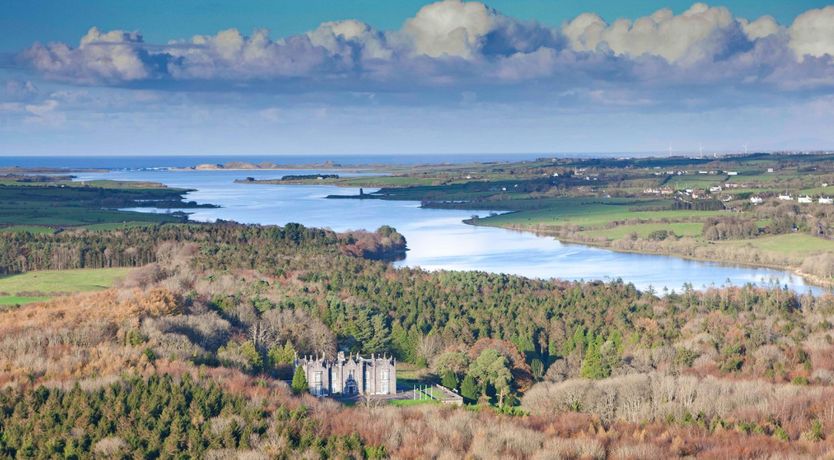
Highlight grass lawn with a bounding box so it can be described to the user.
[719,233,834,255]
[665,175,724,188]
[0,267,131,305]
[390,398,439,407]
[0,225,56,234]
[479,198,725,228]
[581,222,703,240]
[0,295,51,306]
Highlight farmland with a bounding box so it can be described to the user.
[0,267,131,305]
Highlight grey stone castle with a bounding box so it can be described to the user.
[294,352,396,397]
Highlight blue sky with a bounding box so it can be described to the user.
[2,1,834,155]
[2,0,830,52]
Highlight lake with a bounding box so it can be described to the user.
[73,168,822,295]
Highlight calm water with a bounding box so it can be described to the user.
[0,154,547,169]
[71,168,823,295]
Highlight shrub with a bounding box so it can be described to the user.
[441,370,459,391]
[460,374,479,403]
[292,365,308,394]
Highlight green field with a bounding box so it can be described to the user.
[719,233,834,255]
[478,198,724,228]
[389,397,440,407]
[581,222,704,240]
[0,184,188,227]
[0,225,57,234]
[0,295,51,306]
[0,267,131,305]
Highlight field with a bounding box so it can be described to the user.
[581,222,704,240]
[719,233,834,255]
[0,267,131,305]
[477,197,722,228]
[0,183,188,228]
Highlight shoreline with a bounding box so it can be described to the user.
[241,180,832,291]
[468,220,832,290]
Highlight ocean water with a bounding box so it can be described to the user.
[71,168,823,295]
[0,154,558,170]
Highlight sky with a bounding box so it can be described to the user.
[1,0,834,155]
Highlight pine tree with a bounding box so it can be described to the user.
[350,308,375,352]
[441,370,459,391]
[580,335,611,379]
[291,366,308,394]
[363,314,391,354]
[460,374,479,403]
[390,321,415,362]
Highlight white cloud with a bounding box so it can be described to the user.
[789,6,834,60]
[563,3,739,64]
[739,16,781,40]
[23,27,149,83]
[402,0,498,58]
[13,1,834,98]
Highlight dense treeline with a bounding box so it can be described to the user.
[0,375,371,459]
[0,223,406,274]
[702,216,759,240]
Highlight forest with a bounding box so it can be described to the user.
[2,221,834,457]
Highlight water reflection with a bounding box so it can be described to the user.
[75,169,823,295]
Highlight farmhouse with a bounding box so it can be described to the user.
[295,352,396,397]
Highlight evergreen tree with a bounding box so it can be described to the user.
[390,321,416,362]
[268,341,297,367]
[530,358,544,381]
[468,349,512,406]
[350,308,375,352]
[563,325,585,356]
[363,314,391,354]
[460,374,479,403]
[291,366,308,394]
[241,341,263,373]
[580,335,611,379]
[441,370,459,391]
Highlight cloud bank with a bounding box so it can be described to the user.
[17,1,834,93]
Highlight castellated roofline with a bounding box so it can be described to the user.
[295,351,396,366]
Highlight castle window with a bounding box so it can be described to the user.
[314,371,323,396]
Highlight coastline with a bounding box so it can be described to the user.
[240,179,833,291]
[468,220,833,290]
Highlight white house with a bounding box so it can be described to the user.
[798,195,813,204]
[726,171,739,176]
[778,194,793,201]
[819,197,833,204]
[709,186,722,193]
[750,196,763,205]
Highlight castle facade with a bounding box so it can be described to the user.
[294,352,396,397]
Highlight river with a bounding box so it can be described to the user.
[73,169,822,294]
